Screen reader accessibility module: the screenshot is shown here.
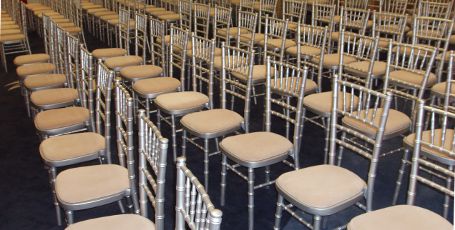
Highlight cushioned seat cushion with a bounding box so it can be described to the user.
[450,35,455,45]
[220,132,293,168]
[105,55,143,71]
[213,55,248,70]
[148,10,175,17]
[258,38,296,49]
[231,65,268,83]
[286,45,322,58]
[24,74,66,91]
[132,77,181,98]
[100,14,118,20]
[66,214,155,230]
[120,65,163,81]
[92,48,127,60]
[62,26,82,34]
[30,88,78,108]
[389,70,437,88]
[34,107,90,132]
[276,165,366,215]
[16,63,55,78]
[0,33,25,42]
[1,29,21,35]
[312,53,357,69]
[218,27,249,37]
[181,109,244,138]
[431,81,455,97]
[40,132,105,166]
[271,77,318,96]
[154,91,209,115]
[93,10,116,17]
[403,129,455,163]
[187,47,222,57]
[348,205,453,230]
[344,61,387,78]
[0,24,20,29]
[303,91,359,116]
[157,13,180,21]
[342,108,411,140]
[239,33,265,43]
[13,53,50,66]
[55,164,129,205]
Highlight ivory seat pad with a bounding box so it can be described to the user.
[40,132,105,164]
[218,27,249,37]
[239,33,265,43]
[231,65,269,83]
[157,13,180,21]
[105,55,143,71]
[312,53,357,69]
[389,70,437,88]
[258,38,296,49]
[342,108,411,139]
[431,81,455,96]
[133,77,181,98]
[0,24,20,29]
[1,29,21,35]
[66,214,155,230]
[181,109,243,137]
[220,132,293,167]
[286,45,321,58]
[450,35,455,45]
[348,205,453,230]
[403,129,455,163]
[303,91,359,116]
[92,48,126,60]
[34,107,89,131]
[56,164,129,204]
[24,74,66,90]
[30,88,78,107]
[276,165,366,213]
[186,47,222,57]
[155,91,209,114]
[14,53,50,65]
[120,65,163,80]
[0,33,25,42]
[17,63,55,78]
[345,61,387,78]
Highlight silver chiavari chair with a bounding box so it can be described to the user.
[330,7,370,52]
[429,51,455,110]
[175,157,223,230]
[256,0,278,34]
[235,10,259,49]
[193,3,211,39]
[372,11,408,51]
[179,0,192,30]
[132,25,188,117]
[282,0,306,32]
[258,15,293,63]
[348,100,454,230]
[55,78,139,225]
[149,17,167,75]
[286,24,328,68]
[274,74,393,230]
[344,0,369,10]
[212,5,233,46]
[379,0,408,14]
[154,33,213,161]
[220,58,308,230]
[311,3,337,52]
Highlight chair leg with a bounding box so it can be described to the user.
[393,148,410,205]
[204,138,209,191]
[443,165,453,218]
[171,115,177,161]
[248,168,254,230]
[24,87,31,117]
[182,130,187,157]
[118,200,126,213]
[273,194,284,230]
[313,215,322,230]
[0,43,8,72]
[323,117,330,164]
[65,210,74,225]
[220,154,227,206]
[336,132,347,166]
[49,167,63,226]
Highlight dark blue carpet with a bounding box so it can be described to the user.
[0,32,452,230]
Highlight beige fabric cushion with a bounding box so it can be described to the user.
[105,55,143,71]
[92,48,127,60]
[450,35,455,45]
[132,77,181,98]
[213,56,246,70]
[181,109,243,137]
[348,205,453,230]
[0,33,25,42]
[403,129,455,162]
[16,63,55,78]
[1,24,19,29]
[1,29,21,35]
[378,38,391,48]
[431,81,455,97]
[13,53,50,66]
[389,70,437,88]
[271,77,318,95]
[157,13,180,21]
[66,214,155,230]
[239,33,265,43]
[276,165,366,211]
[24,74,66,90]
[30,88,78,107]
[342,108,411,139]
[344,61,387,78]
[40,132,105,163]
[231,65,268,83]
[62,26,82,34]
[218,27,249,37]
[34,107,90,131]
[147,10,175,17]
[120,65,163,81]
[187,47,222,57]
[100,14,118,20]
[87,7,109,14]
[155,91,209,113]
[286,45,321,58]
[145,7,166,13]
[303,91,359,116]
[93,10,116,17]
[220,131,293,167]
[258,38,296,49]
[312,53,357,69]
[55,164,129,204]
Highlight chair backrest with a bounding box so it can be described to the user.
[66,34,80,90]
[55,25,69,76]
[236,11,258,48]
[212,5,232,45]
[95,62,115,163]
[329,74,393,211]
[372,11,407,44]
[179,0,192,31]
[311,3,337,36]
[340,7,370,35]
[135,11,148,63]
[266,58,309,169]
[193,3,211,38]
[79,45,95,131]
[282,0,306,25]
[240,0,256,12]
[407,100,455,206]
[175,157,223,230]
[149,17,166,72]
[118,7,132,53]
[442,52,455,110]
[114,79,139,214]
[412,16,453,53]
[262,16,289,63]
[257,0,278,32]
[339,30,379,65]
[417,0,453,19]
[169,25,189,90]
[379,0,408,14]
[137,109,169,230]
[344,0,368,9]
[191,34,215,109]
